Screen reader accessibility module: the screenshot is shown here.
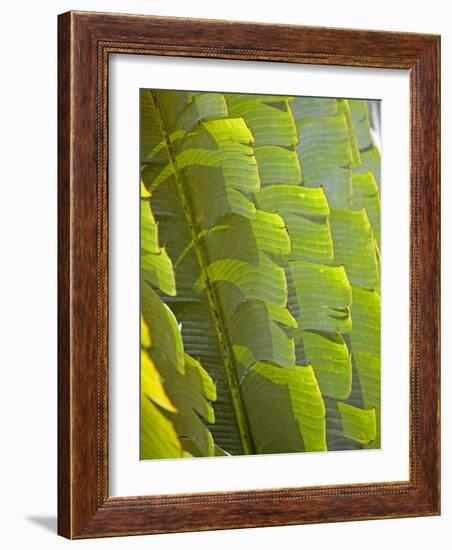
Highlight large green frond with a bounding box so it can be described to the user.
[139,115,218,458]
[140,90,381,457]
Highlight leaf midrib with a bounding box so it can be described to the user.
[151,92,255,455]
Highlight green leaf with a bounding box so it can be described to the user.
[141,285,217,457]
[337,402,377,444]
[337,99,361,167]
[353,352,380,413]
[349,285,380,358]
[140,89,170,162]
[290,97,381,450]
[139,105,219,459]
[297,331,352,400]
[353,352,381,448]
[228,299,296,370]
[352,171,381,246]
[294,113,354,208]
[153,91,228,132]
[287,261,352,333]
[141,350,177,413]
[242,363,326,453]
[150,350,216,457]
[141,284,185,374]
[348,99,373,151]
[329,208,379,290]
[347,286,381,447]
[355,147,381,188]
[141,199,176,296]
[197,253,287,314]
[175,147,259,229]
[141,394,183,459]
[254,146,302,186]
[140,349,182,459]
[290,97,338,120]
[256,184,330,217]
[203,117,254,144]
[256,184,334,263]
[140,91,381,458]
[225,95,302,187]
[165,299,243,455]
[227,95,298,147]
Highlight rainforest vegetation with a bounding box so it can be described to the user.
[140,90,381,459]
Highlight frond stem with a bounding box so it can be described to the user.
[151,92,255,455]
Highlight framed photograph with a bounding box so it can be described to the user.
[58,11,440,538]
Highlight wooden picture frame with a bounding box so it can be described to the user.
[58,10,440,539]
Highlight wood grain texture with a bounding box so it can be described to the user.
[57,10,72,539]
[57,10,440,539]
